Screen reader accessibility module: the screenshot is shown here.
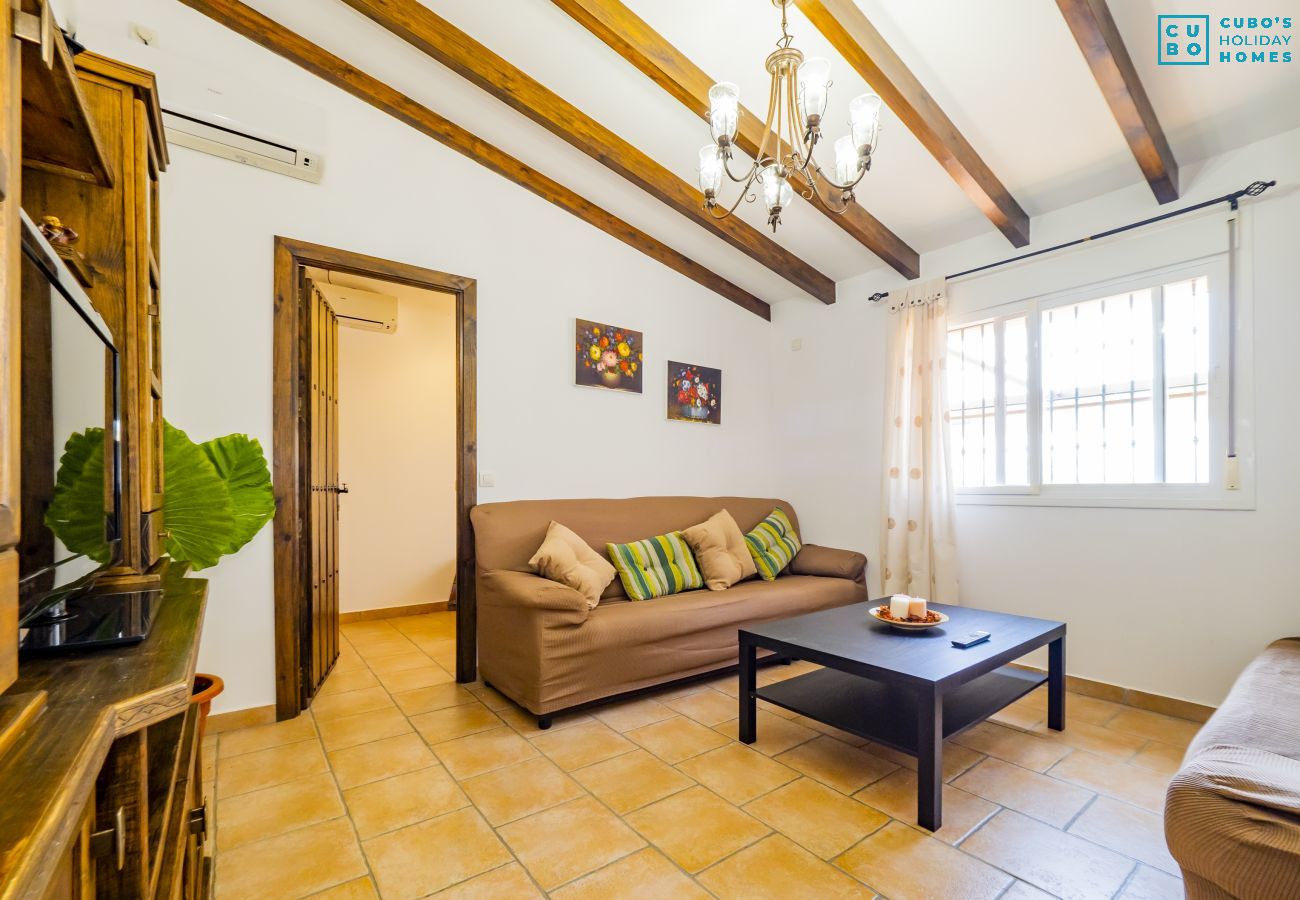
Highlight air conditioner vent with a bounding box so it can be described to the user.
[162,109,323,183]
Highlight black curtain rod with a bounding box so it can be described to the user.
[867,179,1276,304]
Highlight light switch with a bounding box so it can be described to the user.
[478,472,496,488]
[1224,456,1240,491]
[790,338,803,351]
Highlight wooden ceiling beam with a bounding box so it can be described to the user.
[795,0,1032,247]
[1057,0,1179,203]
[175,0,771,319]
[550,0,920,280]
[339,0,836,305]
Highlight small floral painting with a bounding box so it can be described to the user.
[667,361,722,425]
[575,319,643,393]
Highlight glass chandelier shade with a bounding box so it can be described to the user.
[696,0,881,232]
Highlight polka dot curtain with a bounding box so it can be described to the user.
[882,278,959,603]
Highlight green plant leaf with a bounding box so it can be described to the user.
[45,427,112,564]
[200,433,275,555]
[162,421,236,570]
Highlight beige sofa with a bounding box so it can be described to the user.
[1165,637,1300,899]
[470,497,868,725]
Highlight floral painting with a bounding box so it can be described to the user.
[575,319,643,393]
[667,361,721,425]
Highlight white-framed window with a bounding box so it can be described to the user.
[946,256,1250,509]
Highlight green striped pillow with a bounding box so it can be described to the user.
[607,531,704,601]
[745,509,801,581]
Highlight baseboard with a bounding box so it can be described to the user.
[206,704,276,734]
[1009,663,1214,723]
[339,601,449,624]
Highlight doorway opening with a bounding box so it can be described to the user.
[272,237,477,720]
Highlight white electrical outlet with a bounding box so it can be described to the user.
[791,338,803,351]
[478,472,496,488]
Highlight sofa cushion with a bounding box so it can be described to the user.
[607,531,704,601]
[745,509,802,580]
[682,510,757,591]
[528,521,617,609]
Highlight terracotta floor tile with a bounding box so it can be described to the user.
[990,701,1046,732]
[317,706,412,752]
[354,638,418,659]
[1117,865,1185,900]
[835,819,1010,899]
[1047,750,1170,813]
[791,715,871,747]
[677,742,799,805]
[218,739,328,799]
[1037,719,1148,760]
[498,796,646,890]
[532,720,636,771]
[390,682,478,717]
[962,809,1136,900]
[951,721,1073,772]
[216,713,317,759]
[774,735,898,795]
[571,749,694,814]
[217,772,344,849]
[317,665,382,697]
[1002,880,1057,899]
[664,688,740,726]
[433,726,539,780]
[701,833,872,899]
[953,757,1093,827]
[551,847,710,900]
[460,756,584,825]
[1069,694,1128,725]
[344,765,469,839]
[430,863,544,899]
[410,703,503,745]
[215,817,367,899]
[467,681,514,710]
[363,807,512,899]
[305,876,379,898]
[1069,795,1180,874]
[330,732,437,790]
[626,715,730,764]
[376,663,454,693]
[591,697,678,732]
[365,649,437,675]
[862,739,985,781]
[745,777,888,859]
[493,702,592,738]
[854,767,998,844]
[311,686,397,722]
[1104,708,1202,747]
[625,786,769,873]
[714,712,818,756]
[1132,740,1186,777]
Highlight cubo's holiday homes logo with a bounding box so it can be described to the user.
[1159,14,1293,65]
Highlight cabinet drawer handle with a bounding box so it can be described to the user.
[89,806,127,870]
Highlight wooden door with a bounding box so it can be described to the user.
[304,279,339,702]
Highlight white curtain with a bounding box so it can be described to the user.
[881,278,959,603]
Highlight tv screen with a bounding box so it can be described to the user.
[17,212,122,619]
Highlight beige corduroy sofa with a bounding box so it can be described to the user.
[470,497,868,726]
[1164,637,1300,899]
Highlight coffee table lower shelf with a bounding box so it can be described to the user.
[756,665,1047,754]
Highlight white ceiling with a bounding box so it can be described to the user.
[129,0,1300,304]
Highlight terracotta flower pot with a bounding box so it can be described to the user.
[191,673,224,743]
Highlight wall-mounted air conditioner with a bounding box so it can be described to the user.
[162,109,323,183]
[316,283,399,334]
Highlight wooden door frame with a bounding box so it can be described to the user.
[272,236,477,720]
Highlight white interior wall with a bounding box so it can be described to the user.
[772,128,1300,707]
[332,279,458,615]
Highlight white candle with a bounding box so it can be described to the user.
[908,597,928,618]
[890,595,911,618]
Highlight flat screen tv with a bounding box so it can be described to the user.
[16,211,122,622]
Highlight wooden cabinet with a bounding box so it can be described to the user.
[22,52,169,575]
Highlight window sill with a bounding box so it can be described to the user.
[955,486,1256,511]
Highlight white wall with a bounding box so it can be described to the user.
[773,128,1300,707]
[335,281,457,614]
[75,3,786,714]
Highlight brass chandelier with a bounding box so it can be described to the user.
[698,0,883,232]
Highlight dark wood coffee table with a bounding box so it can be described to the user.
[738,600,1066,831]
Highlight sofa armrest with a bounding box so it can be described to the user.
[479,570,590,626]
[790,544,868,586]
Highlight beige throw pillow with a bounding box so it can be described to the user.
[682,510,757,591]
[528,521,617,608]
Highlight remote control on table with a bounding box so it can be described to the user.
[952,631,991,649]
